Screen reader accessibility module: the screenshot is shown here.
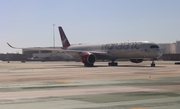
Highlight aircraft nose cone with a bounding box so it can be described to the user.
[157,49,162,58]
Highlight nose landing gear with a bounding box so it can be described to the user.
[108,60,118,66]
[151,59,155,67]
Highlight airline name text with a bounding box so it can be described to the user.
[102,42,142,50]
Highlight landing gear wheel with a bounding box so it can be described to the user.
[108,61,118,66]
[151,59,155,67]
[151,63,155,67]
[84,63,94,67]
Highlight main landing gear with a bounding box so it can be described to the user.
[151,59,155,67]
[108,61,118,66]
[84,63,94,67]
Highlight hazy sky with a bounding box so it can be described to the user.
[1,0,180,53]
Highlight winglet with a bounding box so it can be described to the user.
[58,26,70,48]
[7,42,22,49]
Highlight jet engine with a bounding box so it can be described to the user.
[130,59,143,63]
[81,53,96,66]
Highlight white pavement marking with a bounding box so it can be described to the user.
[0,86,161,100]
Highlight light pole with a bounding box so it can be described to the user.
[53,24,55,48]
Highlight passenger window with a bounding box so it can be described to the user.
[150,45,159,48]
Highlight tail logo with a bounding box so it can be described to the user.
[59,26,70,47]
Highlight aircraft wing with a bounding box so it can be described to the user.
[7,42,63,52]
[7,42,22,49]
[62,49,112,59]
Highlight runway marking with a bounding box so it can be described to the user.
[146,78,157,80]
[134,76,157,80]
[0,86,160,100]
[129,107,147,109]
[57,80,75,84]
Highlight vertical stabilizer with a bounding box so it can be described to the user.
[58,26,70,47]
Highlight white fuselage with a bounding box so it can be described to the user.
[65,41,162,60]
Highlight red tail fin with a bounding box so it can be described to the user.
[58,26,70,47]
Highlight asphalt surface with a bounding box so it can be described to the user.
[0,61,179,109]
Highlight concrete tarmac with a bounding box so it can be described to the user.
[0,61,180,109]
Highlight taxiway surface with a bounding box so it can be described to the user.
[0,61,180,109]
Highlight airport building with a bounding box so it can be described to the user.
[22,47,75,61]
[158,41,180,54]
[22,47,60,58]
[157,41,180,61]
[0,53,26,61]
[158,43,176,54]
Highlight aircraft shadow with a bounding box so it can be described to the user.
[45,63,166,68]
[94,65,166,68]
[53,64,167,68]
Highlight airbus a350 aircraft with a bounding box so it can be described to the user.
[58,26,162,67]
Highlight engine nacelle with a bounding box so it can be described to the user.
[81,53,96,64]
[130,59,143,63]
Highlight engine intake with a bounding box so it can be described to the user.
[130,59,143,63]
[81,53,96,64]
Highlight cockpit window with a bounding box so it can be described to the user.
[150,45,159,48]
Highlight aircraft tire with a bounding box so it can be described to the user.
[84,63,94,67]
[151,63,155,67]
[108,62,118,66]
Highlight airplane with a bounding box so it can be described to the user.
[58,26,162,67]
